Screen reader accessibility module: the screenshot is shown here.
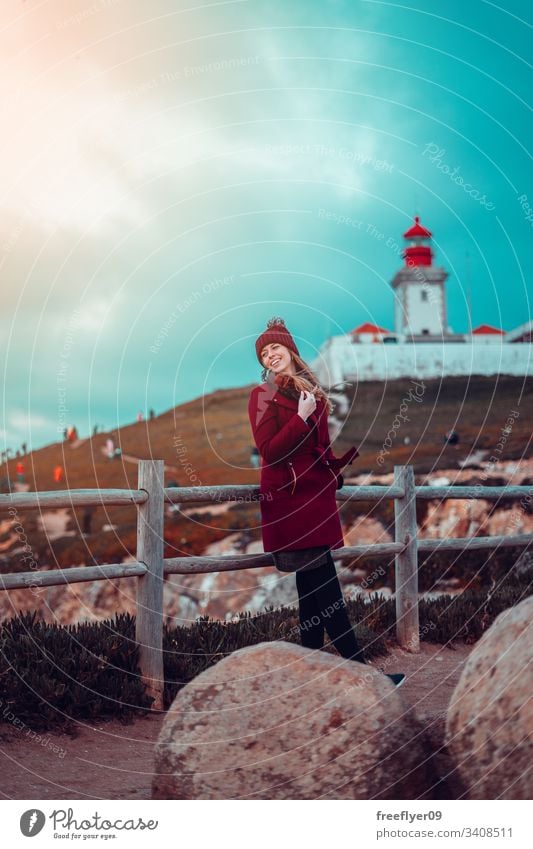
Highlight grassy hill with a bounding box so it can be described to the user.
[1,374,531,573]
[339,374,532,474]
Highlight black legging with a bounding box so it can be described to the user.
[295,550,366,663]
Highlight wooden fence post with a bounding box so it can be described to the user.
[136,459,165,709]
[394,464,419,652]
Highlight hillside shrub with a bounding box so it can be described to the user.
[1,570,530,729]
[0,612,152,733]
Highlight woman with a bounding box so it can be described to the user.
[248,317,405,687]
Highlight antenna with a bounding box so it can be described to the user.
[465,251,472,333]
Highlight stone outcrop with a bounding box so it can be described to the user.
[163,538,297,626]
[152,641,434,800]
[445,595,533,799]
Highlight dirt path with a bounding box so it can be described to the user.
[0,642,471,800]
[68,438,90,450]
[119,452,180,474]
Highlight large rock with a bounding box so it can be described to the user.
[445,596,533,799]
[152,641,433,800]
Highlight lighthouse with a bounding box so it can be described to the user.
[311,213,532,385]
[391,216,448,339]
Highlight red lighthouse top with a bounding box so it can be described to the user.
[403,215,433,267]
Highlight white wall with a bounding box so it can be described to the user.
[312,335,533,384]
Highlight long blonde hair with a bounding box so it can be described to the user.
[285,351,334,413]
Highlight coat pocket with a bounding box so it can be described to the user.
[287,455,337,495]
[275,460,297,493]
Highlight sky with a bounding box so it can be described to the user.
[1,0,531,452]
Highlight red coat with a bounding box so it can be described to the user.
[248,381,359,552]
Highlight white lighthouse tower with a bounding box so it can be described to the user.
[391,216,449,339]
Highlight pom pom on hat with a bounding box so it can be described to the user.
[266,316,287,328]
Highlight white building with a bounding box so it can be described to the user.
[312,216,532,386]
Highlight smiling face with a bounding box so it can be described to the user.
[260,342,295,375]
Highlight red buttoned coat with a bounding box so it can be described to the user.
[248,380,359,552]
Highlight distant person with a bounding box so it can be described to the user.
[92,424,99,436]
[16,462,25,482]
[67,426,78,442]
[166,480,180,514]
[250,445,260,468]
[82,505,95,535]
[21,442,27,455]
[444,429,459,445]
[137,410,144,422]
[53,465,63,483]
[63,427,68,440]
[105,438,115,460]
[149,408,155,420]
[237,528,253,552]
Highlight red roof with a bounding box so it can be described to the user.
[471,324,505,335]
[351,322,391,334]
[403,215,432,240]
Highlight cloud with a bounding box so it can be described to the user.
[8,410,56,430]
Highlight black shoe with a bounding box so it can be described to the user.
[386,673,406,688]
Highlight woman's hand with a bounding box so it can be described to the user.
[298,390,317,422]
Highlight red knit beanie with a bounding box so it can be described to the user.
[255,317,300,364]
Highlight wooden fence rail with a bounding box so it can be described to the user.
[1,461,532,709]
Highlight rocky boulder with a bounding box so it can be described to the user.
[152,641,433,800]
[445,595,533,799]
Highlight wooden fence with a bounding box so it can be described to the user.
[1,460,532,709]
